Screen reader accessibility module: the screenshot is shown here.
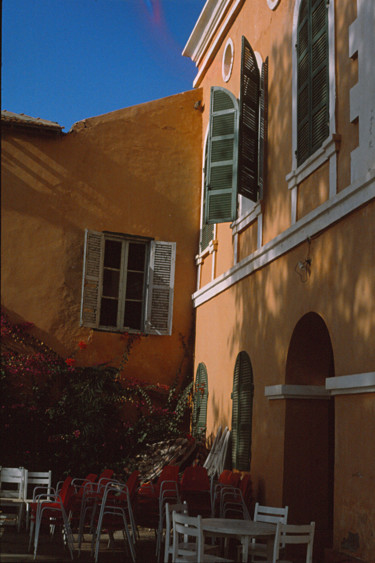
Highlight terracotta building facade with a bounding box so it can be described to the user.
[184,0,374,560]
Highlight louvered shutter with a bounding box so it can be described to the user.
[297,0,329,166]
[205,87,239,224]
[238,37,260,202]
[80,229,104,328]
[258,57,269,200]
[145,241,176,335]
[311,0,329,152]
[201,141,214,251]
[193,363,208,437]
[231,352,254,471]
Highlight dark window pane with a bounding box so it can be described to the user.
[100,298,118,327]
[126,272,144,300]
[102,269,120,298]
[104,240,122,268]
[128,243,146,271]
[124,301,142,330]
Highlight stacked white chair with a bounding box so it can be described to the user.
[0,466,27,531]
[249,503,288,561]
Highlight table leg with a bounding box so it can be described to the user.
[241,537,249,562]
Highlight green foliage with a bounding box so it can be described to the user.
[1,311,193,480]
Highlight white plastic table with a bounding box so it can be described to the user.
[201,517,276,562]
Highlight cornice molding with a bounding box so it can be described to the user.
[183,0,245,87]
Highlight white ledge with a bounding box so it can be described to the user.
[231,202,262,235]
[325,373,375,395]
[192,173,374,308]
[265,385,330,400]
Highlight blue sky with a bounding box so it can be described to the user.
[1,0,204,131]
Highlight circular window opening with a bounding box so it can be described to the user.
[222,39,234,82]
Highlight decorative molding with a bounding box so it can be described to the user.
[192,174,374,308]
[325,373,375,396]
[265,373,375,399]
[186,0,245,88]
[265,385,330,400]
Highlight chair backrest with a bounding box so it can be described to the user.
[272,521,315,563]
[157,465,179,487]
[59,476,73,503]
[25,470,52,499]
[254,502,289,525]
[164,501,189,562]
[180,466,210,491]
[0,467,26,499]
[126,470,140,501]
[172,511,204,562]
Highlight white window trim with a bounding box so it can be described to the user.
[265,385,331,400]
[287,0,337,216]
[192,172,374,308]
[222,38,234,82]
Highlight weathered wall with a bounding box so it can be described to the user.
[1,89,202,386]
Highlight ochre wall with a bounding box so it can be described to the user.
[1,89,202,386]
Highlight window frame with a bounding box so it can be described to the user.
[288,0,336,193]
[80,229,176,335]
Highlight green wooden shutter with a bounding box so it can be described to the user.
[192,363,208,438]
[80,229,104,328]
[258,57,269,200]
[145,241,176,335]
[201,139,214,251]
[231,351,254,471]
[311,0,329,152]
[238,37,260,203]
[205,87,239,224]
[297,0,329,166]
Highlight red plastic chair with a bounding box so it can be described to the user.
[69,473,98,527]
[77,469,114,550]
[28,476,75,559]
[180,466,211,517]
[136,465,179,529]
[211,470,241,516]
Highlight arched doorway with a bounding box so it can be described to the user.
[283,312,334,561]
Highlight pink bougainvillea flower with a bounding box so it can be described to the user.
[65,357,76,366]
[78,341,87,350]
[73,429,80,439]
[120,332,129,340]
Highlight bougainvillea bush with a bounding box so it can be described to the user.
[0,310,193,480]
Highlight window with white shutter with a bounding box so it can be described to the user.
[80,229,175,335]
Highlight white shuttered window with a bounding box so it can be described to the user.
[80,229,176,335]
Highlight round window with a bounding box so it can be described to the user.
[222,39,234,82]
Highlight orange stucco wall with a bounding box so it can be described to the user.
[191,0,374,559]
[1,89,202,386]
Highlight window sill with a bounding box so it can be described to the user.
[196,239,218,265]
[231,202,262,235]
[286,134,341,191]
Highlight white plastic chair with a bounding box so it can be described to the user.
[156,480,181,561]
[0,466,27,531]
[249,503,288,561]
[171,510,233,563]
[164,501,220,563]
[24,470,52,530]
[270,521,315,563]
